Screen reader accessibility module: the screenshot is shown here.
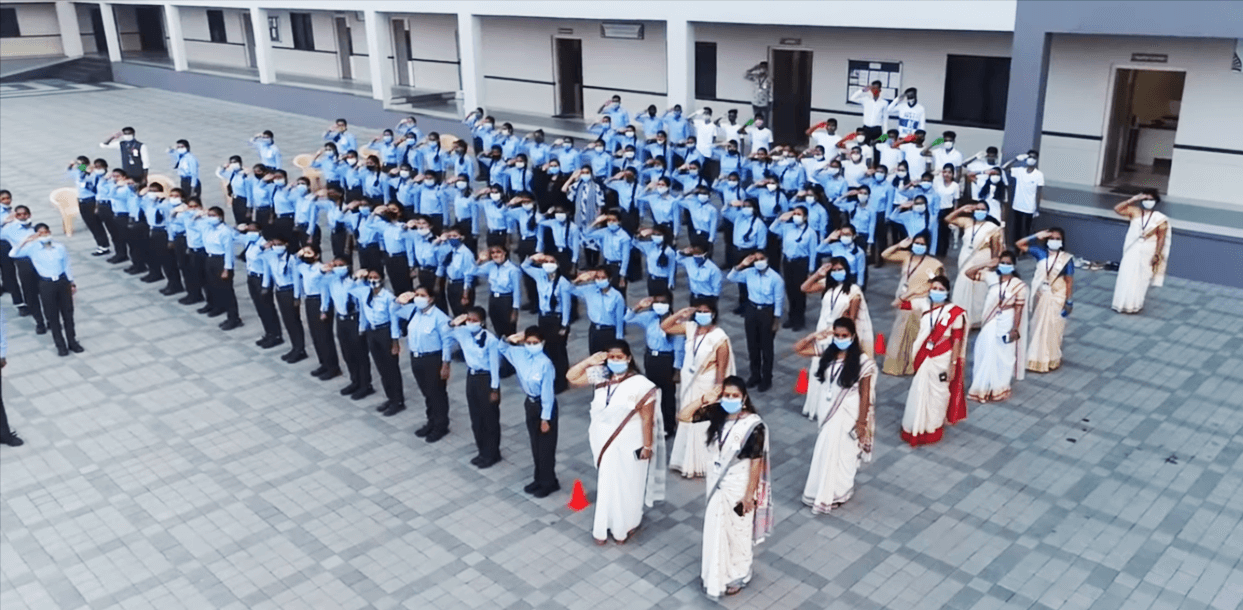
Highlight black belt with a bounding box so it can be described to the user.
[275,285,294,292]
[418,265,437,272]
[448,279,466,285]
[410,351,441,359]
[649,349,672,357]
[749,302,774,309]
[189,246,204,252]
[276,213,294,219]
[491,291,513,298]
[40,274,70,283]
[151,227,168,232]
[98,201,112,206]
[206,253,224,258]
[468,369,490,376]
[306,294,322,301]
[367,322,390,330]
[249,272,263,278]
[590,323,615,332]
[337,311,358,320]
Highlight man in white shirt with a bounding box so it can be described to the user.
[848,80,891,147]
[900,130,929,182]
[1005,150,1044,245]
[716,109,744,151]
[690,107,720,180]
[928,131,964,180]
[742,115,773,157]
[886,87,926,138]
[878,129,904,174]
[964,146,1001,200]
[806,118,842,160]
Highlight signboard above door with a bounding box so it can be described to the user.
[1131,53,1169,63]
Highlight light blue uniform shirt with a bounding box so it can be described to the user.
[170,150,200,186]
[606,179,642,214]
[624,309,685,367]
[677,254,723,297]
[395,304,453,360]
[324,130,357,154]
[240,232,267,276]
[769,220,818,272]
[474,260,523,304]
[498,341,556,418]
[440,244,477,285]
[183,213,206,249]
[323,274,365,315]
[573,284,626,337]
[201,222,235,269]
[726,267,785,316]
[731,213,768,250]
[635,112,663,137]
[602,104,630,128]
[359,288,402,337]
[536,219,582,264]
[583,226,632,270]
[662,112,690,142]
[818,240,869,287]
[678,195,719,237]
[250,138,282,169]
[521,260,573,327]
[12,240,73,281]
[249,180,276,209]
[635,241,677,288]
[262,249,298,291]
[640,193,680,235]
[449,327,502,388]
[296,260,329,297]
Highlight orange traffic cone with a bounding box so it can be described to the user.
[567,479,590,511]
[875,333,887,356]
[795,369,809,395]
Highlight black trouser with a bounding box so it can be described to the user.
[330,227,349,261]
[647,276,672,297]
[1011,210,1034,246]
[764,233,783,275]
[744,303,775,384]
[180,176,201,199]
[274,215,297,247]
[0,240,21,307]
[146,228,169,281]
[338,312,370,389]
[410,353,450,433]
[689,229,713,254]
[231,196,250,226]
[0,386,12,440]
[690,294,720,310]
[603,261,627,298]
[467,371,501,461]
[644,349,677,436]
[205,255,240,322]
[732,247,759,309]
[486,230,508,248]
[186,248,206,301]
[38,276,75,350]
[247,273,281,338]
[872,212,890,260]
[296,223,321,254]
[721,220,736,271]
[253,207,275,227]
[935,208,953,257]
[538,313,569,393]
[14,260,44,326]
[446,279,473,318]
[366,325,401,403]
[305,295,340,372]
[414,266,439,301]
[128,220,150,272]
[384,253,413,296]
[784,257,809,328]
[516,236,538,310]
[79,198,109,249]
[98,206,128,259]
[359,244,383,278]
[489,292,518,377]
[524,396,559,490]
[588,323,616,355]
[275,288,304,352]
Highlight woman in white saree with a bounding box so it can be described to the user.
[881,232,944,376]
[1111,190,1172,314]
[679,377,772,598]
[661,300,735,478]
[793,318,876,514]
[944,202,1002,328]
[1017,228,1075,372]
[798,257,875,418]
[901,275,969,446]
[566,342,666,545]
[965,252,1029,403]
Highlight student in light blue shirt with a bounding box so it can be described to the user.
[662,105,690,142]
[200,207,242,330]
[412,132,447,176]
[624,290,684,435]
[613,126,640,158]
[726,251,784,390]
[519,131,552,169]
[386,164,419,208]
[582,140,614,179]
[463,109,496,159]
[634,226,678,294]
[521,254,573,394]
[588,117,619,151]
[613,145,642,175]
[473,243,524,343]
[371,129,402,170]
[814,160,849,203]
[643,132,674,177]
[890,194,938,256]
[324,119,357,155]
[394,285,454,436]
[582,210,633,297]
[571,267,627,353]
[248,165,278,225]
[713,140,746,181]
[261,232,307,362]
[216,155,252,224]
[536,205,582,270]
[66,156,110,255]
[635,105,663,138]
[294,246,340,379]
[10,224,81,355]
[497,325,560,496]
[677,187,719,249]
[358,267,402,405]
[676,244,722,306]
[447,306,504,467]
[437,226,477,317]
[167,139,200,197]
[769,205,818,330]
[552,137,583,172]
[673,137,706,173]
[445,141,477,182]
[597,95,631,128]
[772,153,807,195]
[503,155,536,196]
[671,160,707,195]
[639,178,681,236]
[604,170,642,219]
[249,130,282,170]
[480,147,508,188]
[237,223,281,347]
[818,224,869,289]
[728,199,769,313]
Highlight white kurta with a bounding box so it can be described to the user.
[968,273,1029,403]
[670,324,735,478]
[803,355,877,514]
[589,373,666,542]
[1111,211,1171,314]
[951,222,999,327]
[702,413,767,598]
[802,284,875,418]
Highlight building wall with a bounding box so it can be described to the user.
[0,2,64,58]
[395,13,459,92]
[1042,34,1243,204]
[110,4,143,53]
[479,16,668,117]
[694,23,1012,155]
[74,3,100,55]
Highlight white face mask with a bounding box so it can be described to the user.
[400,171,411,178]
[913,204,927,213]
[766,183,778,192]
[554,212,567,222]
[1047,239,1063,251]
[489,193,502,201]
[624,151,635,159]
[944,142,955,151]
[989,175,1001,184]
[121,134,134,141]
[657,186,669,195]
[696,193,709,202]
[651,302,670,315]
[1141,199,1156,209]
[541,262,559,273]
[1026,158,1038,167]
[897,171,907,179]
[858,194,869,203]
[456,181,467,189]
[516,163,526,169]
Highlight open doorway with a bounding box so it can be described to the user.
[770,48,813,145]
[88,7,107,55]
[334,16,353,80]
[1101,68,1185,194]
[241,13,257,69]
[553,37,583,118]
[392,18,411,87]
[134,6,167,53]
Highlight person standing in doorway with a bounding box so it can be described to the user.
[744,61,771,121]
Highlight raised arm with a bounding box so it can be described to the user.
[660,306,694,336]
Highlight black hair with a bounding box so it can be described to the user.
[121,127,135,134]
[823,256,855,294]
[912,230,932,246]
[94,159,109,168]
[467,305,488,326]
[815,317,864,388]
[943,131,956,140]
[704,375,758,446]
[998,249,1021,279]
[176,139,190,149]
[1047,226,1066,241]
[930,274,952,291]
[207,206,225,217]
[603,340,643,376]
[523,326,543,341]
[0,190,11,198]
[13,205,29,214]
[33,223,50,233]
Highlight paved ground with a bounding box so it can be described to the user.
[1,83,1241,610]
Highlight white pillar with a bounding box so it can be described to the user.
[665,18,695,111]
[55,1,84,58]
[249,7,275,84]
[456,12,484,111]
[99,2,122,62]
[164,5,188,71]
[364,10,392,101]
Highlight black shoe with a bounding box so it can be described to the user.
[179,295,203,305]
[255,336,272,347]
[68,343,84,354]
[219,319,243,331]
[262,337,283,349]
[124,266,145,275]
[17,306,29,317]
[470,456,483,466]
[523,481,541,494]
[207,309,226,318]
[285,351,307,364]
[0,433,23,447]
[757,381,771,393]
[382,404,406,417]
[477,456,501,469]
[106,255,127,264]
[36,325,47,335]
[92,247,111,257]
[57,347,70,357]
[781,320,795,329]
[159,286,183,296]
[339,383,360,396]
[350,387,375,401]
[140,275,163,283]
[316,369,341,380]
[745,378,760,388]
[790,324,805,332]
[532,483,561,498]
[425,429,448,443]
[280,350,298,362]
[414,424,432,437]
[196,304,213,314]
[732,306,746,315]
[376,401,391,412]
[310,366,327,377]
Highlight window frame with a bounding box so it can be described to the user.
[206,9,227,44]
[0,7,21,38]
[942,54,1011,130]
[289,12,315,51]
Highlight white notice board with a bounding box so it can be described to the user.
[846,59,903,106]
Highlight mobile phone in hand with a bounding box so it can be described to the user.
[733,502,746,516]
[634,447,645,460]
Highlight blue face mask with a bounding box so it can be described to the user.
[652,235,664,244]
[206,217,222,227]
[998,263,1015,275]
[548,166,560,174]
[295,184,308,194]
[720,397,742,414]
[754,260,769,271]
[463,322,482,333]
[595,278,610,289]
[832,337,853,351]
[911,244,928,256]
[830,270,848,282]
[448,238,462,248]
[524,342,543,354]
[973,210,988,221]
[333,266,348,277]
[272,245,286,254]
[606,360,629,374]
[929,289,948,303]
[738,207,753,217]
[607,223,621,232]
[694,311,714,326]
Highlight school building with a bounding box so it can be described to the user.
[2,0,1241,285]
